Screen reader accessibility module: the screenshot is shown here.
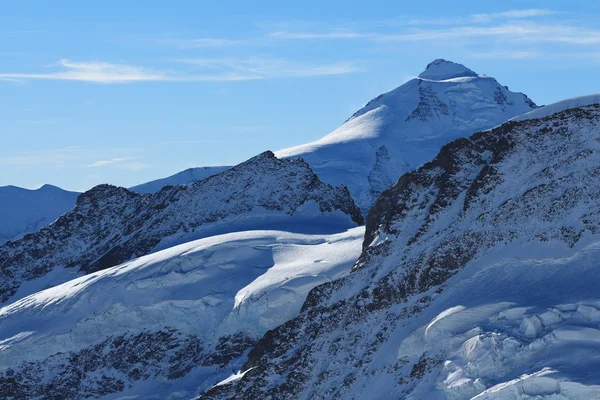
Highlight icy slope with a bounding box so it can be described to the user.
[0,227,364,399]
[0,151,362,305]
[130,165,230,194]
[202,100,600,399]
[276,59,536,212]
[0,184,78,245]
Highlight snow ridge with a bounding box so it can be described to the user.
[512,93,600,122]
[0,151,362,305]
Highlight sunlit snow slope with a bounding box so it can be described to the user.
[276,59,536,212]
[0,227,364,399]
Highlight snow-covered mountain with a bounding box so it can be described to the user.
[276,59,537,212]
[0,184,79,245]
[0,227,364,399]
[130,165,230,194]
[0,169,229,247]
[0,151,362,306]
[202,97,600,399]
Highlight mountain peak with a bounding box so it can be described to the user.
[418,58,478,80]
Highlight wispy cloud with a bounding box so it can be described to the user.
[0,146,144,168]
[469,50,541,59]
[0,59,167,83]
[470,9,556,23]
[268,22,600,46]
[158,37,246,48]
[269,31,373,40]
[175,57,362,78]
[88,157,149,170]
[403,9,556,26]
[0,59,262,83]
[0,146,82,166]
[88,157,136,167]
[0,57,359,84]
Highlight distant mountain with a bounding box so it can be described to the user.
[0,227,364,399]
[130,165,230,194]
[0,168,229,246]
[276,59,537,212]
[0,151,362,305]
[0,184,79,245]
[203,96,600,399]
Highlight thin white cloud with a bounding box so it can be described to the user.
[404,9,556,26]
[0,146,83,166]
[471,9,556,23]
[0,59,166,83]
[0,59,262,83]
[380,24,600,45]
[0,57,359,84]
[0,146,143,167]
[158,37,246,48]
[269,23,600,46]
[88,157,136,167]
[470,50,541,59]
[175,57,362,78]
[269,31,373,39]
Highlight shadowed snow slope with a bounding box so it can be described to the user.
[0,227,364,399]
[0,184,79,245]
[276,59,536,212]
[201,99,600,399]
[129,165,230,194]
[0,151,362,306]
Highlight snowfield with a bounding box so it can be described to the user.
[0,227,364,398]
[398,239,600,400]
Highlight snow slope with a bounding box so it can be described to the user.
[0,184,78,245]
[130,166,230,194]
[0,151,362,306]
[276,59,536,212]
[0,227,364,399]
[202,100,600,399]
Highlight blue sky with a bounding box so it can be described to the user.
[2,1,600,191]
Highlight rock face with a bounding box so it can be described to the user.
[201,100,600,399]
[0,151,362,305]
[0,184,79,245]
[276,59,537,212]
